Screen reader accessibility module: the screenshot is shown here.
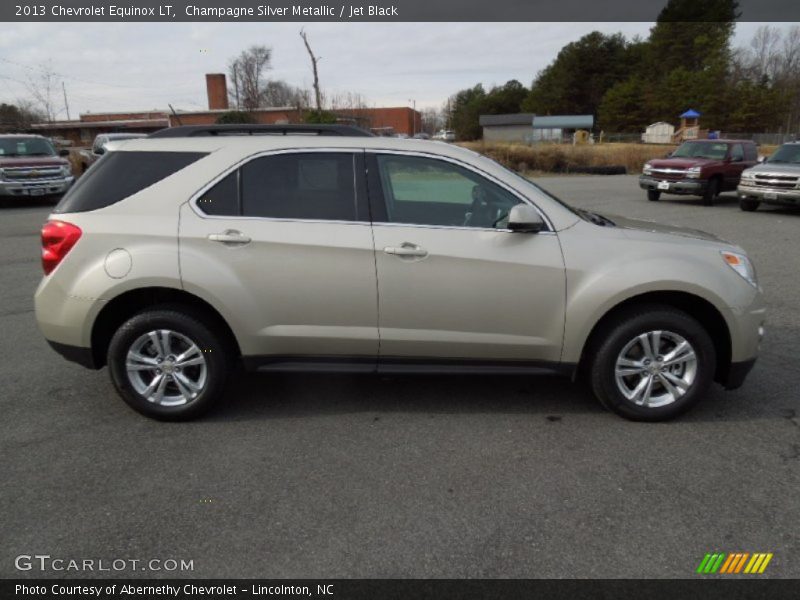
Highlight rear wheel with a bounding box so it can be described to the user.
[647,190,661,202]
[740,198,760,212]
[702,178,720,206]
[589,305,716,421]
[107,307,232,420]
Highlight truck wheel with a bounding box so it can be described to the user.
[740,198,760,212]
[702,178,720,206]
[589,305,716,421]
[107,307,233,421]
[647,190,661,202]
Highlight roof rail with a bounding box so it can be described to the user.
[149,124,374,138]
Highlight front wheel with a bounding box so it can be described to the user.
[740,198,760,212]
[647,190,661,202]
[589,306,716,421]
[107,307,232,420]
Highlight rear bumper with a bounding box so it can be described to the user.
[738,184,800,206]
[639,175,706,195]
[0,176,73,197]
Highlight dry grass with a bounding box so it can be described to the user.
[460,141,677,174]
[461,141,781,175]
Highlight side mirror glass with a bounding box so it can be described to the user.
[507,204,545,233]
[58,149,70,157]
[94,147,105,155]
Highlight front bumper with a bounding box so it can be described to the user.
[738,184,800,206]
[639,175,706,195]
[0,176,74,197]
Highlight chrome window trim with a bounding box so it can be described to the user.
[188,147,370,225]
[188,147,556,234]
[365,149,555,233]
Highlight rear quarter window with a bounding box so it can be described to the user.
[54,151,207,213]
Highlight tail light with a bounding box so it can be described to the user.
[41,220,82,275]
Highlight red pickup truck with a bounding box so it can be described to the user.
[0,134,74,199]
[639,139,759,206]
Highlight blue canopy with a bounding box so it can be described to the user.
[680,109,701,118]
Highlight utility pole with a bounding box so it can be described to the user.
[408,98,416,135]
[62,81,71,121]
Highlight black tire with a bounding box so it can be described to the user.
[647,190,661,202]
[588,305,716,422]
[107,306,232,420]
[740,198,760,212]
[702,178,720,206]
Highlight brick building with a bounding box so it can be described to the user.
[31,73,422,143]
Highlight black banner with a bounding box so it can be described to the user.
[4,579,800,600]
[2,0,800,22]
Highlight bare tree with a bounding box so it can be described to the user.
[299,29,322,113]
[749,25,782,81]
[262,80,307,108]
[227,46,272,110]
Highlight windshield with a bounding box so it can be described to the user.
[671,141,728,160]
[767,144,800,164]
[0,137,56,157]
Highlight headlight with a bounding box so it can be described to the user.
[0,167,4,180]
[740,170,755,181]
[643,163,653,175]
[60,165,71,176]
[721,251,758,287]
[686,166,702,179]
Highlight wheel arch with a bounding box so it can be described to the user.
[576,291,732,385]
[91,286,241,368]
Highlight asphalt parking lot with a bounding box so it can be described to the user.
[1,175,798,579]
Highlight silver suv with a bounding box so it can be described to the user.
[34,125,765,421]
[738,142,800,211]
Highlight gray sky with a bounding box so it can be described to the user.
[0,22,791,117]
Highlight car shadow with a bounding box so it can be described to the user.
[202,365,794,425]
[657,192,739,207]
[0,196,61,210]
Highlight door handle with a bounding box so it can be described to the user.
[384,243,428,258]
[207,230,251,245]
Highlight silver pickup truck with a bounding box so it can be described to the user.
[738,142,800,211]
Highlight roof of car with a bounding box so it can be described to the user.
[111,134,475,160]
[686,139,756,144]
[0,133,46,139]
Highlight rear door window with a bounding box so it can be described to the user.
[240,153,358,221]
[55,151,206,213]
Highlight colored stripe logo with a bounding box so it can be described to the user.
[696,552,773,574]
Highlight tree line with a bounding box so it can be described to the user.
[447,0,800,140]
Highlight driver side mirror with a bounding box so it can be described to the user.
[58,149,70,157]
[94,147,105,156]
[507,204,546,233]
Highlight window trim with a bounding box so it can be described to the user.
[188,148,369,225]
[365,149,555,234]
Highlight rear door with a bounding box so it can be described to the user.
[179,150,379,365]
[367,151,566,365]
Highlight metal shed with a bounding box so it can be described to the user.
[479,113,536,143]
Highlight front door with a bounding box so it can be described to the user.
[367,152,566,364]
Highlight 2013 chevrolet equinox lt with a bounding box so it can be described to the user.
[34,125,766,421]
